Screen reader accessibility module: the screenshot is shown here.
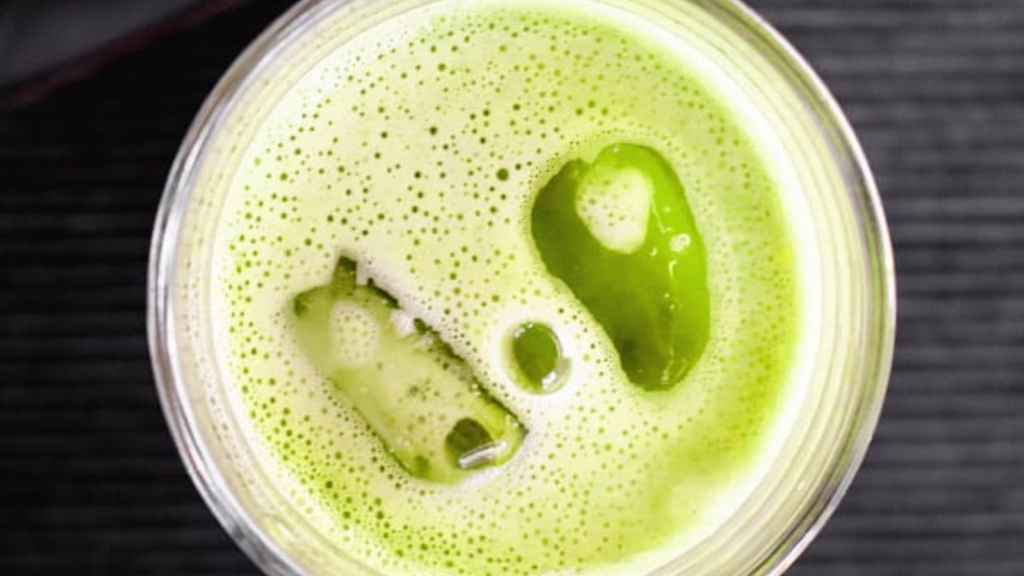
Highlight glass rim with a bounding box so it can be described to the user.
[147,0,896,575]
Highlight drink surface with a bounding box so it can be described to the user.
[209,0,808,574]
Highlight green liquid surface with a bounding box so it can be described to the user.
[509,321,566,393]
[211,0,804,574]
[533,143,709,390]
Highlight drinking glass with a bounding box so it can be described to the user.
[148,1,896,575]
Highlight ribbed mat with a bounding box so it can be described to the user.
[1,0,1021,574]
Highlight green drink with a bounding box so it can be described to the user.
[149,1,894,575]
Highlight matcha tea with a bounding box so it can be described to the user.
[208,0,808,574]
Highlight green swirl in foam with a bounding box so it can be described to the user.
[213,0,804,574]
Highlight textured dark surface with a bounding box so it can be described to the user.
[1,0,1022,575]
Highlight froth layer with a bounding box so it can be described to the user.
[210,0,803,574]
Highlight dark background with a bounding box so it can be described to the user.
[1,0,1022,574]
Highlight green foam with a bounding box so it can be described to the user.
[210,0,805,574]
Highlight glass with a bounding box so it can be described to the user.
[148,0,896,575]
